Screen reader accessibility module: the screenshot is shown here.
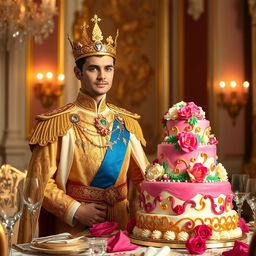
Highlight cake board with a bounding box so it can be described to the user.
[129,235,247,249]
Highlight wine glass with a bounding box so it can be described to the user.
[231,174,249,217]
[246,178,256,231]
[88,237,108,256]
[23,177,43,242]
[0,170,24,256]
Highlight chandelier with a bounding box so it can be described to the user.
[0,0,57,47]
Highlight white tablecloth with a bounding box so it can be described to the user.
[12,232,253,256]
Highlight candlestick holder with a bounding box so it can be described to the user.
[218,81,249,125]
[34,72,64,109]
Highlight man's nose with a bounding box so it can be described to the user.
[97,69,106,80]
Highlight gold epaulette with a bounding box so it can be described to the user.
[29,103,75,146]
[107,103,146,147]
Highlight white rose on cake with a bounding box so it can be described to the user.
[164,101,186,120]
[145,163,164,181]
[216,163,228,181]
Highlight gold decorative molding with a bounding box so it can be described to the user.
[101,1,154,107]
[187,0,205,21]
[248,0,256,24]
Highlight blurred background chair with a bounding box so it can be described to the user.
[0,164,27,249]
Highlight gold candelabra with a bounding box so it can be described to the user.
[34,72,64,109]
[218,81,249,125]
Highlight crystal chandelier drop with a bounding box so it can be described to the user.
[0,0,57,47]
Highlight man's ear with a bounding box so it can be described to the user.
[74,66,82,80]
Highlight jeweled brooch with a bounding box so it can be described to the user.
[95,114,110,136]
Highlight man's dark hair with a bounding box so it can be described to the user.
[75,56,116,72]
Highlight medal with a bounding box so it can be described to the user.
[95,114,110,136]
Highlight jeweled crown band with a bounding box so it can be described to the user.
[68,14,118,61]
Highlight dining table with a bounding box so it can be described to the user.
[12,232,253,256]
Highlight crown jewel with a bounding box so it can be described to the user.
[68,14,118,61]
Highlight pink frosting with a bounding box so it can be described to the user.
[158,144,216,173]
[166,120,210,136]
[141,181,232,201]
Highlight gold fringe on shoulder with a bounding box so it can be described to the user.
[122,115,146,147]
[29,113,72,147]
[107,103,140,119]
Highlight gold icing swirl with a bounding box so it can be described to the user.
[190,158,196,163]
[195,127,201,133]
[194,196,206,211]
[171,126,179,135]
[176,158,189,168]
[200,153,208,163]
[185,124,193,132]
[160,203,169,210]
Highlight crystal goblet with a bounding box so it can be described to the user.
[246,178,256,231]
[23,177,43,242]
[231,174,249,217]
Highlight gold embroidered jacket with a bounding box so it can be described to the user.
[18,91,148,243]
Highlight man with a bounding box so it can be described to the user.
[18,14,148,243]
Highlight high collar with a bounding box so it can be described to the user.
[74,91,107,113]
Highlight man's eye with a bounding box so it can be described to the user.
[106,67,113,71]
[88,67,97,71]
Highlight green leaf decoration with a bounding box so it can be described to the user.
[196,134,204,144]
[188,116,198,125]
[174,144,182,151]
[167,136,178,144]
[162,122,166,128]
[206,173,220,182]
[179,104,185,108]
[166,172,190,182]
[162,162,168,171]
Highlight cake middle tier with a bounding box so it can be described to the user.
[158,144,217,174]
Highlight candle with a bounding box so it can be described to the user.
[58,74,65,82]
[230,81,237,88]
[219,81,225,93]
[46,72,53,80]
[243,81,249,93]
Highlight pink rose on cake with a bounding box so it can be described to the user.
[238,218,249,235]
[173,205,184,215]
[193,224,212,240]
[188,163,208,183]
[209,135,218,145]
[185,236,207,255]
[177,132,199,152]
[145,163,164,181]
[177,102,205,120]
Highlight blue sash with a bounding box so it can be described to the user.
[90,119,130,189]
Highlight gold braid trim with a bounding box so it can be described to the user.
[107,103,146,146]
[122,115,146,147]
[29,112,73,146]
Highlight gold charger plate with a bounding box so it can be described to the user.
[129,235,247,249]
[30,244,89,255]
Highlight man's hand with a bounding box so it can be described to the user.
[74,203,107,227]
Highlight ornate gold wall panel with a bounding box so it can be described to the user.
[73,0,170,154]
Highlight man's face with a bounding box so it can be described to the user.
[74,55,114,101]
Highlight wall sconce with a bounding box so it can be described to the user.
[218,80,249,125]
[34,72,65,108]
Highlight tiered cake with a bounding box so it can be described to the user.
[132,102,242,243]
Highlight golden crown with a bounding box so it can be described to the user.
[68,14,118,61]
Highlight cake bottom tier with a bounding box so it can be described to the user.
[129,234,247,249]
[133,210,243,241]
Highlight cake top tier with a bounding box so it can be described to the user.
[163,101,206,123]
[144,101,228,183]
